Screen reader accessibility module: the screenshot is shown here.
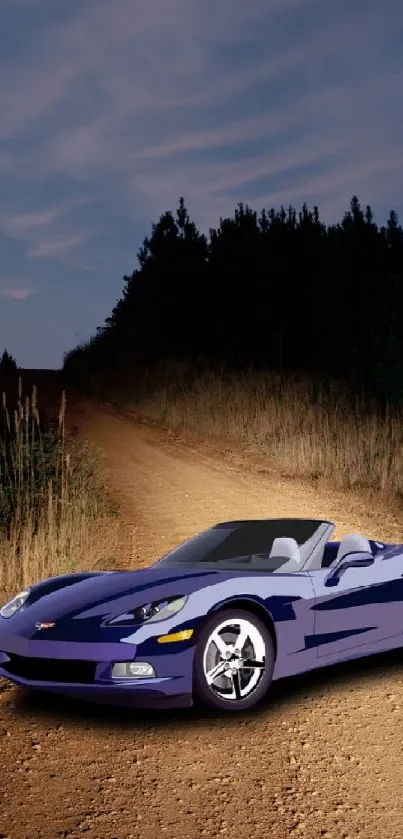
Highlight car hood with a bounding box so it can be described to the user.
[4,566,224,630]
[1,565,309,647]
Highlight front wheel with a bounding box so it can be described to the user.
[193,609,275,712]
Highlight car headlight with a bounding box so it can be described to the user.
[105,595,188,626]
[0,588,30,619]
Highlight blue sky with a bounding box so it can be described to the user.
[1,0,402,368]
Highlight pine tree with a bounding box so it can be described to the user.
[0,349,18,370]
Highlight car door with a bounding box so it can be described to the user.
[309,547,403,659]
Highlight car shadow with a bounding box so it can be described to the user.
[6,646,403,732]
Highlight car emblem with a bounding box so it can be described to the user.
[35,621,55,630]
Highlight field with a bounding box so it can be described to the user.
[0,371,118,601]
[81,357,403,501]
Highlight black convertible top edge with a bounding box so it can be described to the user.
[212,518,335,529]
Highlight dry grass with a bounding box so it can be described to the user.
[112,359,403,500]
[0,379,119,601]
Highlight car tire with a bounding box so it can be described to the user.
[193,608,275,712]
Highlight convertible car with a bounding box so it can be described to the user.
[0,518,401,712]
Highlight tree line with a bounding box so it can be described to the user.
[64,195,403,403]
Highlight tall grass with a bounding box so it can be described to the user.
[67,354,403,501]
[0,379,119,600]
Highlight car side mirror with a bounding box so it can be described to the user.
[324,551,374,587]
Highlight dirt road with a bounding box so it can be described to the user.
[1,374,403,839]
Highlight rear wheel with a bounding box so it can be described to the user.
[193,609,275,711]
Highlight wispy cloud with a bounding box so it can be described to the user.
[0,288,35,299]
[6,235,93,268]
[0,196,92,266]
[26,233,89,260]
[1,3,402,185]
[3,195,91,235]
[5,208,66,232]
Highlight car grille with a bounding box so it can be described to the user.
[2,654,97,684]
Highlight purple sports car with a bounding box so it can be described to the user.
[0,518,399,712]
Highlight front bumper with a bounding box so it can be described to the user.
[0,635,195,709]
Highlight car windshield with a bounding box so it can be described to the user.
[155,519,324,572]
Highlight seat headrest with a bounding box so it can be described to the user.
[269,537,301,564]
[336,534,372,563]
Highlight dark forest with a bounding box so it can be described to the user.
[64,194,403,405]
